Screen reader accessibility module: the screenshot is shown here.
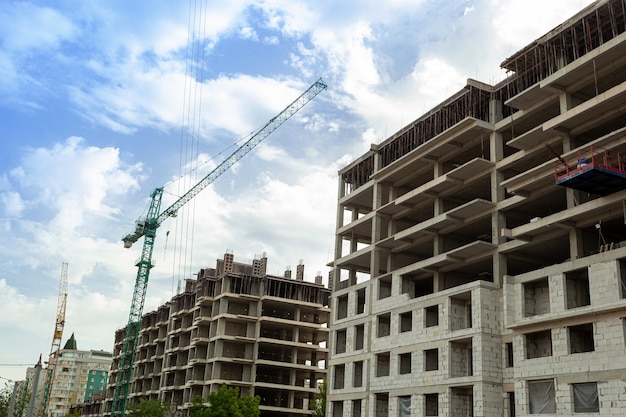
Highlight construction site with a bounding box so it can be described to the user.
[329,0,626,415]
[10,1,626,417]
[101,252,330,417]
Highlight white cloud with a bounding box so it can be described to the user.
[1,191,24,218]
[9,137,140,231]
[0,3,77,51]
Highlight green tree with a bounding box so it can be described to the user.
[309,379,326,417]
[0,382,11,417]
[190,385,259,417]
[65,409,82,417]
[126,398,169,417]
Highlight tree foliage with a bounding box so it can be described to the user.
[309,379,327,417]
[126,398,169,417]
[0,383,10,417]
[0,381,30,417]
[190,385,259,417]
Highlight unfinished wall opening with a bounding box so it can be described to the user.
[352,399,362,417]
[449,293,472,331]
[402,274,434,298]
[222,341,247,359]
[400,311,412,333]
[424,393,438,416]
[332,401,344,417]
[398,395,411,417]
[256,365,289,384]
[260,324,293,342]
[335,329,347,354]
[524,277,550,317]
[333,364,345,389]
[379,275,392,299]
[449,338,473,377]
[376,352,390,377]
[375,393,389,417]
[528,379,556,414]
[619,259,626,299]
[399,352,412,375]
[220,363,244,381]
[355,324,365,350]
[565,268,591,309]
[506,342,514,367]
[568,323,595,353]
[378,313,391,337]
[356,288,366,314]
[227,300,250,316]
[450,386,473,417]
[257,344,293,363]
[337,294,348,320]
[353,360,363,388]
[506,391,515,417]
[572,382,599,413]
[224,320,248,337]
[424,348,439,371]
[526,330,553,359]
[425,305,439,327]
[257,387,289,408]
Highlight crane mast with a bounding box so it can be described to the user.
[40,262,68,417]
[110,78,327,417]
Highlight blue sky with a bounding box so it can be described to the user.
[0,0,593,383]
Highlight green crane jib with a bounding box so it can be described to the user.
[110,78,327,417]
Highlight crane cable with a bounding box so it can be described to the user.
[171,0,207,295]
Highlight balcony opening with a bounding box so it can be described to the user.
[333,364,345,389]
[337,294,348,320]
[450,386,473,417]
[378,313,391,337]
[424,393,438,416]
[357,288,366,314]
[565,268,590,309]
[375,393,389,417]
[449,338,473,377]
[379,275,392,299]
[506,342,514,367]
[424,348,439,371]
[528,379,555,414]
[376,352,390,377]
[335,329,347,354]
[524,277,550,316]
[425,305,439,327]
[568,323,595,353]
[526,330,553,359]
[449,293,472,331]
[353,361,363,388]
[353,399,362,417]
[402,274,434,298]
[400,311,412,333]
[355,324,365,350]
[399,352,411,375]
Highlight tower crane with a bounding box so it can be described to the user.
[40,262,68,417]
[110,78,327,417]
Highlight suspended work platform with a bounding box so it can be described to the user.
[555,146,626,196]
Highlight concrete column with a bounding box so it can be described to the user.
[491,125,507,286]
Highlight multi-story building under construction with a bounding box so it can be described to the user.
[103,252,330,417]
[329,1,626,416]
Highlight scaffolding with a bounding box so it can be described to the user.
[341,0,626,196]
